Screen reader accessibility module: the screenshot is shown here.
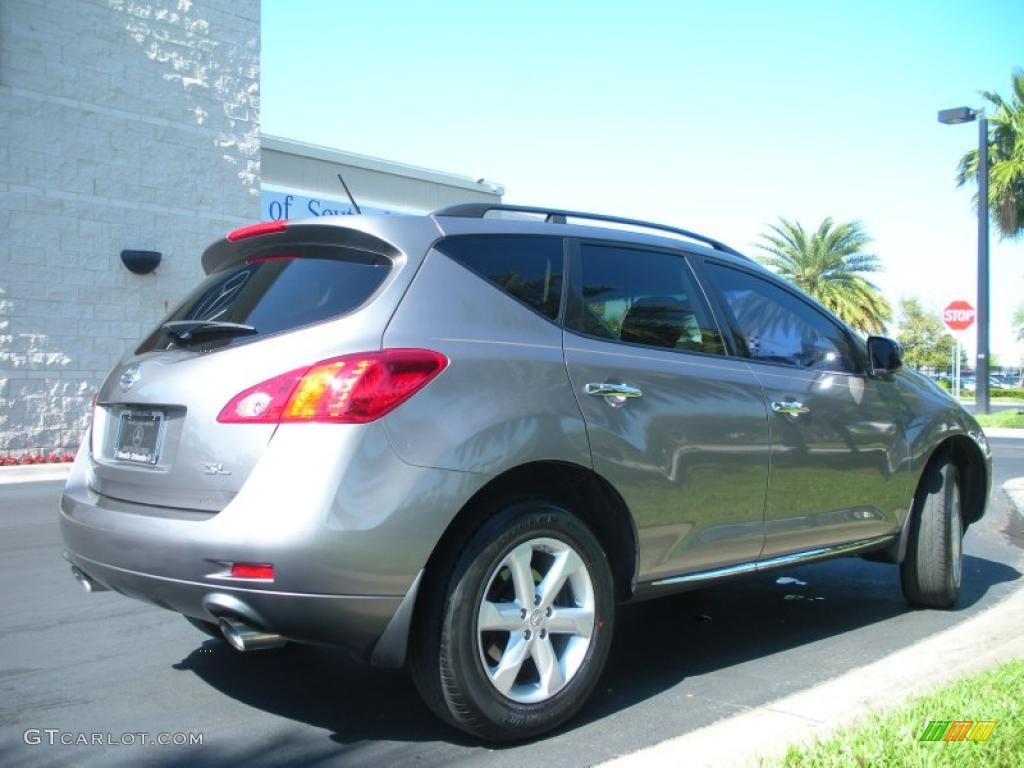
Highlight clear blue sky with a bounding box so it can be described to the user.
[263,0,1024,363]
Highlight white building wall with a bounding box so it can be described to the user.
[261,135,504,217]
[0,0,261,454]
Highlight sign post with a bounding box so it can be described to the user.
[943,301,976,399]
[953,341,961,399]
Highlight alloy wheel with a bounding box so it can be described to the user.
[476,537,595,704]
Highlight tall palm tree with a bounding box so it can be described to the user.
[956,69,1024,240]
[755,217,892,334]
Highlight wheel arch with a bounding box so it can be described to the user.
[373,461,637,668]
[422,460,638,605]
[891,434,989,562]
[934,435,989,527]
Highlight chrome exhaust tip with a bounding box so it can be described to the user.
[218,617,286,651]
[71,566,109,593]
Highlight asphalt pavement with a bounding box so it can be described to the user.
[2,439,1022,767]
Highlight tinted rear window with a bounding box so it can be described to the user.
[569,243,725,355]
[137,245,391,353]
[436,235,564,320]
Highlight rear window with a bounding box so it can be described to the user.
[436,235,564,320]
[137,245,391,353]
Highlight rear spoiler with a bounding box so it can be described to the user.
[200,221,400,275]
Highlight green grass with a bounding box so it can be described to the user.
[762,660,1024,768]
[974,409,1024,428]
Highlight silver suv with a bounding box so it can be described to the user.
[60,204,991,740]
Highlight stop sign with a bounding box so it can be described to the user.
[943,300,976,331]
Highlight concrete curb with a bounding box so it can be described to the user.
[599,586,1024,768]
[0,464,72,485]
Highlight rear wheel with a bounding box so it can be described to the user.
[901,458,963,608]
[410,501,614,741]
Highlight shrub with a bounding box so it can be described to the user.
[991,386,1024,400]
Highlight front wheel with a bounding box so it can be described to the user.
[410,501,615,741]
[901,458,963,608]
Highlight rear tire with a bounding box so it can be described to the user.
[410,500,614,741]
[900,458,963,608]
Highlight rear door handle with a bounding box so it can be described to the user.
[771,400,810,416]
[584,382,643,407]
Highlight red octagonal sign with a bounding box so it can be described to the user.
[943,300,976,331]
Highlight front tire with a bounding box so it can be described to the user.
[410,501,615,741]
[901,458,963,608]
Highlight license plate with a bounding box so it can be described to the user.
[114,411,164,465]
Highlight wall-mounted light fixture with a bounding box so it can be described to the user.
[120,249,161,275]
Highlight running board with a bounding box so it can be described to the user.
[649,534,897,588]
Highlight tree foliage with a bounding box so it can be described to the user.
[895,298,956,369]
[956,69,1024,240]
[754,217,892,334]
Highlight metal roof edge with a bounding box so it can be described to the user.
[261,135,505,196]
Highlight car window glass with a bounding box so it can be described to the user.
[703,262,859,373]
[571,243,725,355]
[436,236,563,320]
[136,245,391,354]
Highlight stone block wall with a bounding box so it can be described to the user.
[0,0,261,453]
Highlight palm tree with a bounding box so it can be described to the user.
[956,69,1024,240]
[755,217,892,335]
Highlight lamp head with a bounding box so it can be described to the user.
[937,106,978,125]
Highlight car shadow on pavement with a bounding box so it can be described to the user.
[168,553,1020,762]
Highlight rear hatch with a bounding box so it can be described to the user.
[88,219,419,512]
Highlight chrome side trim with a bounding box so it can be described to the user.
[649,534,897,587]
[650,561,758,587]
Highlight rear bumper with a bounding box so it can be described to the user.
[63,548,400,657]
[58,423,488,662]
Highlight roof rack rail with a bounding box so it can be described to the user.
[433,203,748,259]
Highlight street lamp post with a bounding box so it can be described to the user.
[938,106,990,415]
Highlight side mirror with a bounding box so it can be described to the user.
[867,336,902,376]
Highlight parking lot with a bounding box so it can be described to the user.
[2,437,1022,767]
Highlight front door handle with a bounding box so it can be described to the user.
[584,382,643,407]
[771,400,810,416]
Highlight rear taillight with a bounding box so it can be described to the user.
[217,349,448,424]
[230,563,274,580]
[226,220,287,242]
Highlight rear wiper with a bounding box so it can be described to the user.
[162,320,258,343]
